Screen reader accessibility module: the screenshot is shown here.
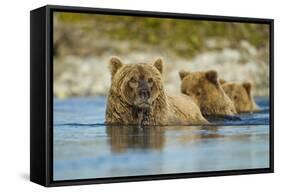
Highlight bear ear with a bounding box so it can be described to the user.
[153,57,164,74]
[109,56,123,77]
[219,79,227,85]
[206,70,218,84]
[179,70,190,80]
[242,82,252,95]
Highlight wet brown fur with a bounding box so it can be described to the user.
[105,57,208,125]
[220,80,259,113]
[179,70,237,116]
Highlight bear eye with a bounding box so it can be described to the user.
[148,78,153,84]
[196,90,201,96]
[234,95,238,100]
[130,78,138,84]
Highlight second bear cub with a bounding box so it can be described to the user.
[179,70,237,116]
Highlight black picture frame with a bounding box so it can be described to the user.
[30,4,274,187]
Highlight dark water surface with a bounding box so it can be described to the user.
[53,97,270,181]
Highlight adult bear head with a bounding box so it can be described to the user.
[106,56,167,126]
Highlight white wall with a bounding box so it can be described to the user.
[0,0,279,191]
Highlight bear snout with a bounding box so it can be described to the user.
[139,89,150,100]
[138,79,151,100]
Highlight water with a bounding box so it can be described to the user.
[53,97,270,181]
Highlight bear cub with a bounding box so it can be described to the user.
[179,70,237,116]
[220,79,259,113]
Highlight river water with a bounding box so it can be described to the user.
[53,97,270,181]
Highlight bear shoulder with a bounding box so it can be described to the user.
[167,93,208,124]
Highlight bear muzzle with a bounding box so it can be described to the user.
[134,80,152,108]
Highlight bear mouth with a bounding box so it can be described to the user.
[137,101,150,108]
[137,107,150,127]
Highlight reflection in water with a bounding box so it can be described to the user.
[174,126,224,143]
[106,125,228,152]
[54,124,270,180]
[106,125,165,153]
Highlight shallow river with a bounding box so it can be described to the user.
[53,97,270,181]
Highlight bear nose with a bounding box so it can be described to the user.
[139,89,150,100]
[138,79,151,100]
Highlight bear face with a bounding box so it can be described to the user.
[109,56,164,110]
[179,70,236,116]
[106,56,168,126]
[220,80,259,113]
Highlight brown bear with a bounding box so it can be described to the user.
[219,80,260,113]
[105,56,208,126]
[179,70,237,116]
